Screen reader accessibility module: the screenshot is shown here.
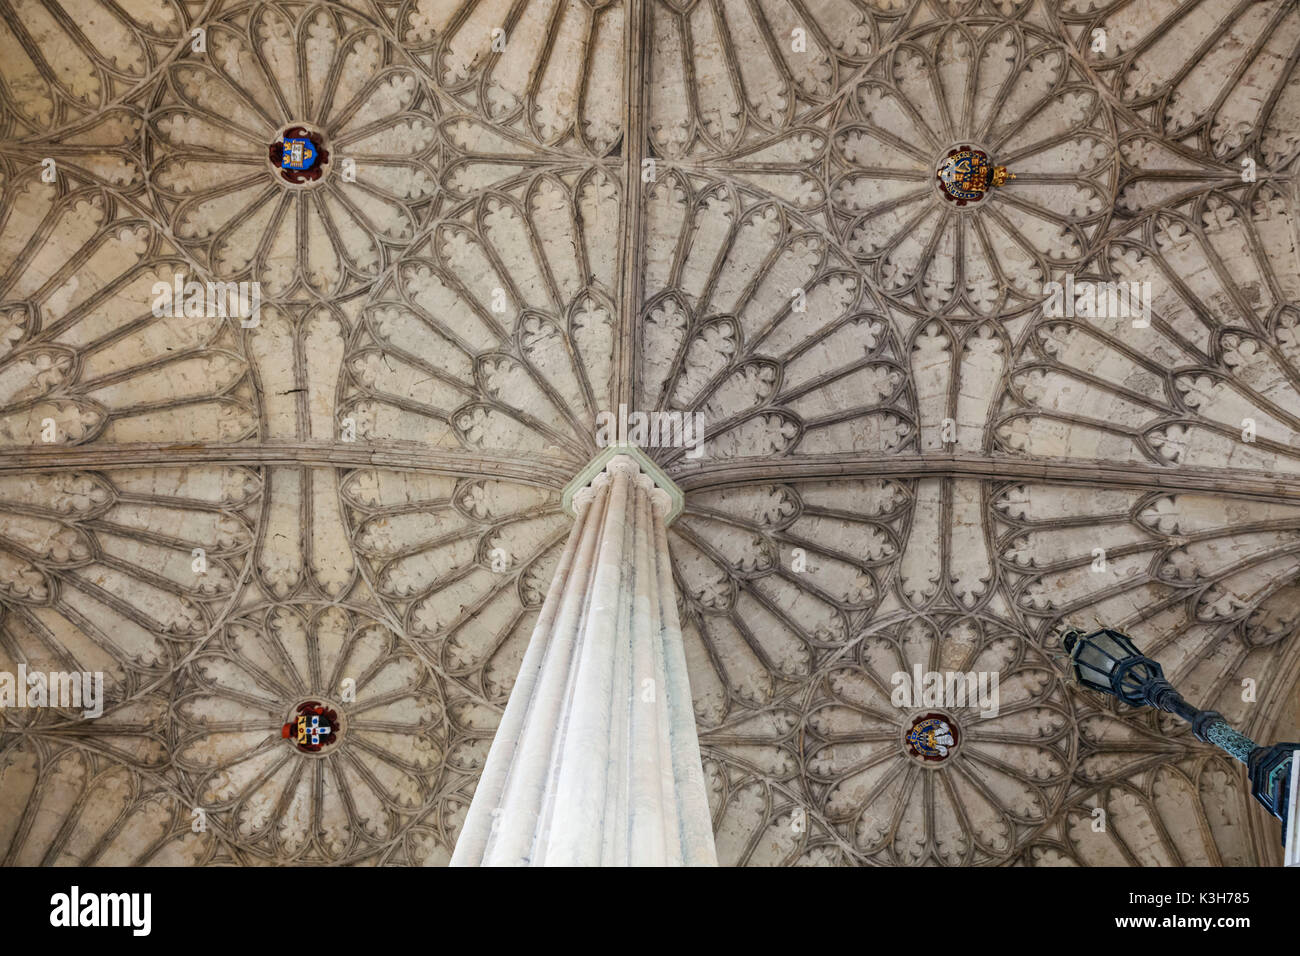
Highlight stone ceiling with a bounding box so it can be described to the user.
[1,0,1299,867]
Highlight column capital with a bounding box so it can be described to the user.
[562,443,684,524]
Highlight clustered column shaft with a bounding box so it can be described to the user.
[450,455,716,866]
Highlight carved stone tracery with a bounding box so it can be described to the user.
[0,0,1298,867]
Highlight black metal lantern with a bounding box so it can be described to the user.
[1061,626,1298,842]
[1062,627,1171,706]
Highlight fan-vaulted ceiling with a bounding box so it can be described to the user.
[0,0,1299,866]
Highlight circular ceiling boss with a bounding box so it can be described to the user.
[904,711,961,764]
[268,125,330,186]
[935,145,1014,206]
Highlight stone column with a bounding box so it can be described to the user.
[450,452,717,866]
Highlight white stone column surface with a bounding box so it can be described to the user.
[449,454,717,866]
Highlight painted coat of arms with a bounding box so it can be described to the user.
[936,146,1011,205]
[282,138,316,170]
[906,713,959,762]
[282,700,340,753]
[268,126,329,184]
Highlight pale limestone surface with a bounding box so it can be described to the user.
[0,0,1298,866]
[452,454,715,865]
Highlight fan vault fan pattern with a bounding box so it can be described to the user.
[1,0,1299,867]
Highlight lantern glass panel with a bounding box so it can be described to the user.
[1075,641,1117,675]
[1093,629,1137,660]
